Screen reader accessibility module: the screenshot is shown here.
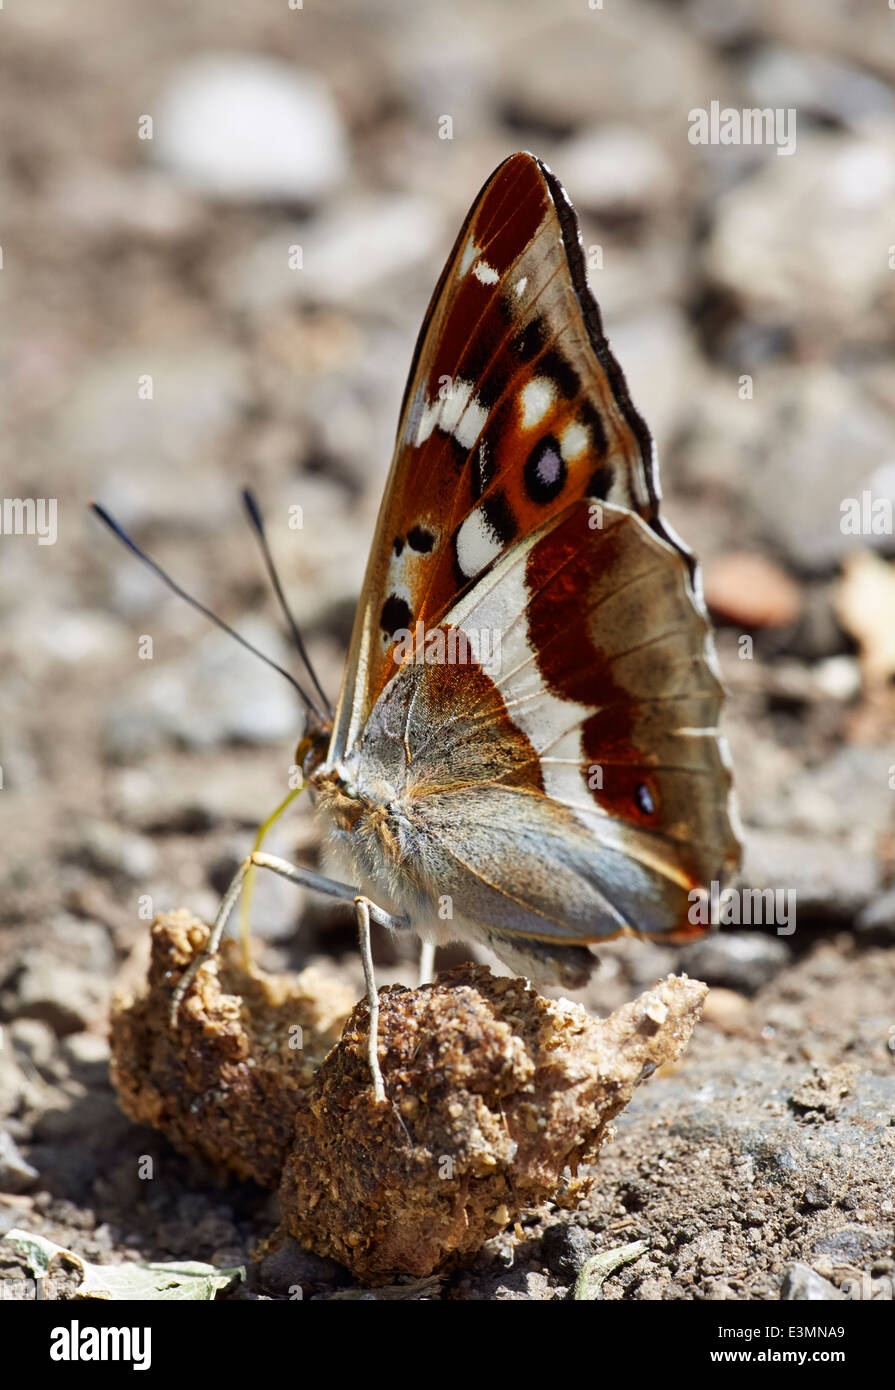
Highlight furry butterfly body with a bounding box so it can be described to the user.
[299,151,739,989]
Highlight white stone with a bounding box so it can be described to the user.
[556,124,675,213]
[153,54,348,203]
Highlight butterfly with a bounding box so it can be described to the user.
[98,152,739,1102]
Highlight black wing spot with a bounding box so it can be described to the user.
[407,525,435,553]
[441,430,469,473]
[380,594,413,636]
[393,536,404,556]
[587,465,612,499]
[524,436,566,504]
[580,401,608,457]
[516,317,547,362]
[458,332,500,413]
[481,490,517,546]
[539,349,579,400]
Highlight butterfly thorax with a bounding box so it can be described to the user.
[311,759,401,834]
[309,747,438,925]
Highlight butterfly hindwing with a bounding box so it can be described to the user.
[341,499,737,955]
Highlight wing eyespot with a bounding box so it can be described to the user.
[524,435,566,504]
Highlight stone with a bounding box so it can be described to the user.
[48,163,204,242]
[497,9,712,131]
[61,1033,111,1070]
[553,125,675,215]
[773,746,895,846]
[541,1222,597,1278]
[601,308,701,457]
[101,621,300,759]
[256,1241,345,1297]
[739,369,894,574]
[678,932,791,995]
[700,988,752,1033]
[746,45,895,128]
[4,953,106,1035]
[0,1130,39,1194]
[8,1018,58,1071]
[781,1262,843,1300]
[221,196,440,313]
[856,889,895,941]
[76,819,159,882]
[811,1226,889,1264]
[802,1182,835,1210]
[491,1270,555,1301]
[789,1065,854,1118]
[153,55,348,203]
[737,828,880,923]
[705,131,895,339]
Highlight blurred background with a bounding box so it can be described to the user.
[1,0,894,1299]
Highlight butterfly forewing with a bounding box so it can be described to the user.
[330,151,671,759]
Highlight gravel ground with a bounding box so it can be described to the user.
[1,0,893,1300]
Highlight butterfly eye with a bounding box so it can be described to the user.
[295,734,313,771]
[296,729,328,778]
[635,782,656,816]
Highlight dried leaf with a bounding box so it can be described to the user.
[573,1241,648,1300]
[4,1228,244,1301]
[835,551,895,686]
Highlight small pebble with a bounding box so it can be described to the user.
[154,55,348,203]
[781,1263,843,1301]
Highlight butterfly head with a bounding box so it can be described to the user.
[296,717,332,781]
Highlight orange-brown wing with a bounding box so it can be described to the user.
[329,151,678,759]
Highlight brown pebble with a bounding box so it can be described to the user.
[701,987,752,1034]
[704,552,801,628]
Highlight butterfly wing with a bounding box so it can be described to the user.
[350,498,738,963]
[318,152,739,971]
[329,151,678,761]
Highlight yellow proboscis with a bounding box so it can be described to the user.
[239,783,305,966]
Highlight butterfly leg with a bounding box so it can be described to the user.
[168,850,409,1068]
[417,939,436,985]
[354,897,387,1104]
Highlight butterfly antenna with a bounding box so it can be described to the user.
[241,487,333,720]
[89,501,327,723]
